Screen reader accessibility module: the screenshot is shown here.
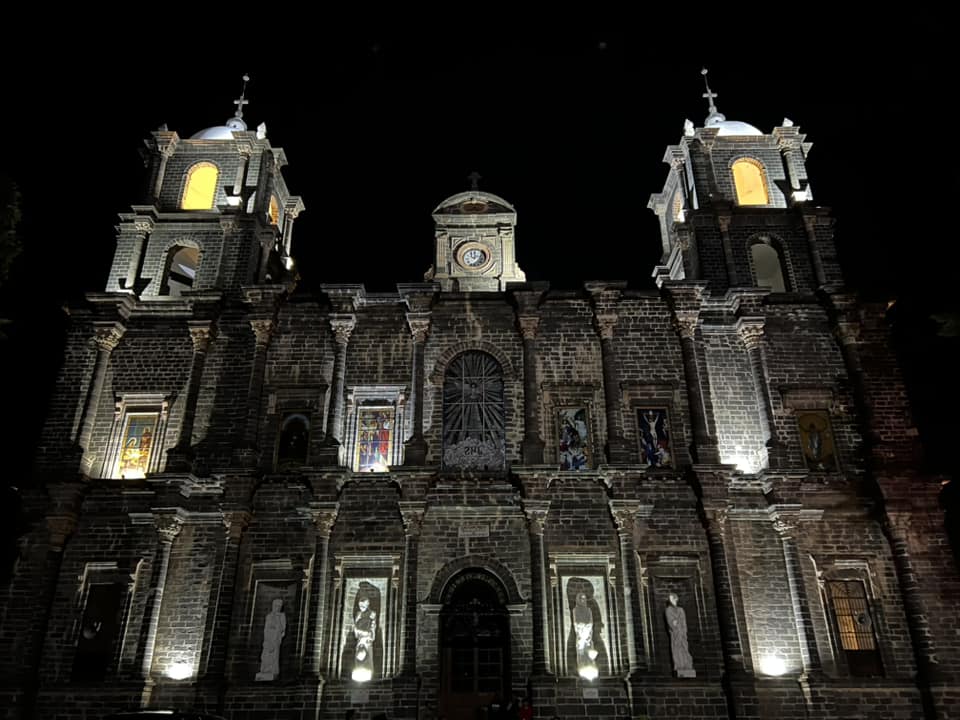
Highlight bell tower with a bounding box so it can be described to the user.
[427,175,526,292]
[105,76,304,298]
[648,69,840,293]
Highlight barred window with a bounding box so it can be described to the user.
[828,580,883,676]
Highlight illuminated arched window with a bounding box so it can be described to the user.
[160,246,199,297]
[732,158,769,206]
[750,239,788,292]
[442,351,505,470]
[269,195,281,226]
[181,162,219,210]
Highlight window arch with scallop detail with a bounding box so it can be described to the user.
[731,158,769,206]
[442,351,506,471]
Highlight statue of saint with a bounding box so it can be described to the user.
[665,593,695,677]
[351,592,378,682]
[256,598,286,681]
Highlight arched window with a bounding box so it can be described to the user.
[277,413,310,468]
[442,351,505,470]
[160,246,199,297]
[269,195,281,226]
[732,158,769,206]
[750,239,788,292]
[181,162,219,210]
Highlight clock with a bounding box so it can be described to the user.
[455,242,492,271]
[463,248,487,267]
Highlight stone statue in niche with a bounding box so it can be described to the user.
[565,577,607,680]
[665,593,695,678]
[341,581,383,682]
[256,598,287,681]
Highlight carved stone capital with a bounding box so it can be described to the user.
[155,514,183,544]
[594,313,618,340]
[882,511,913,539]
[398,501,426,539]
[772,516,795,538]
[609,500,641,536]
[717,214,732,234]
[132,218,155,236]
[222,511,252,541]
[46,514,77,551]
[517,315,540,340]
[329,315,356,346]
[736,318,765,350]
[834,320,861,346]
[522,500,550,536]
[187,321,214,353]
[704,508,727,533]
[249,318,275,347]
[406,313,431,344]
[92,323,126,353]
[672,312,699,340]
[219,215,242,233]
[310,502,340,538]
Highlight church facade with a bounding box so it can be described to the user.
[2,92,958,720]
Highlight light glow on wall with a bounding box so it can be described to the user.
[759,654,787,677]
[351,666,373,683]
[164,662,193,680]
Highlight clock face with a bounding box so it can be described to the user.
[462,248,487,267]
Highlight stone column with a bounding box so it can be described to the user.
[594,313,629,463]
[518,316,546,464]
[243,318,274,450]
[801,212,828,288]
[610,502,645,672]
[319,315,356,464]
[522,500,551,673]
[78,322,126,476]
[151,135,178,203]
[203,511,250,683]
[772,515,821,672]
[281,198,305,260]
[305,504,339,675]
[167,321,213,471]
[140,514,182,679]
[398,502,425,675]
[671,307,719,464]
[736,318,786,468]
[123,217,153,292]
[702,508,748,673]
[404,312,431,465]
[882,511,938,681]
[717,214,739,288]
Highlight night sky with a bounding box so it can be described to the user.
[1,19,958,482]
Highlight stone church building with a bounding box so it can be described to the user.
[2,86,958,720]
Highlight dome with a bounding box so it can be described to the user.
[190,116,247,140]
[704,113,762,137]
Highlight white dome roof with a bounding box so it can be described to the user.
[190,116,247,140]
[704,113,762,136]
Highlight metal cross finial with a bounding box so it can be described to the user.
[233,74,251,119]
[701,68,719,115]
[468,171,482,190]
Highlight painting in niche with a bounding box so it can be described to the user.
[340,578,387,682]
[562,575,609,680]
[355,408,394,472]
[277,413,310,468]
[558,407,590,470]
[637,408,673,468]
[116,413,158,478]
[797,410,838,471]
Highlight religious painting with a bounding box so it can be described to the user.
[797,410,838,471]
[557,407,590,470]
[115,413,158,479]
[636,408,673,468]
[355,408,394,472]
[561,575,610,680]
[340,578,387,682]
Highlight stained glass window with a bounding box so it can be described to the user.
[116,413,158,479]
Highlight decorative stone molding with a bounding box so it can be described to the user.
[517,315,540,340]
[329,315,356,346]
[155,514,183,544]
[309,502,340,538]
[521,500,550,536]
[249,318,275,347]
[398,501,426,539]
[594,313,618,340]
[406,313,431,343]
[609,500,643,535]
[672,312,699,340]
[222,511,252,541]
[187,321,214,353]
[736,318,765,350]
[92,322,126,353]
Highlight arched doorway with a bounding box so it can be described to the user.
[439,569,511,720]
